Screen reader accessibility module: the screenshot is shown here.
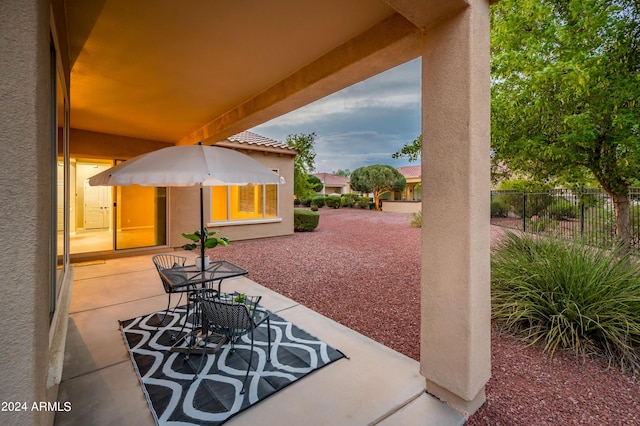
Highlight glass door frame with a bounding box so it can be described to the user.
[113,160,167,251]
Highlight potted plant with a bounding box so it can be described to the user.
[181,228,229,270]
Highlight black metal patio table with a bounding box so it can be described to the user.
[161,259,248,294]
[158,260,248,353]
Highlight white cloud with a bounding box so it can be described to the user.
[251,58,422,172]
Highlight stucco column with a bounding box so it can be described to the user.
[420,0,491,416]
[0,0,52,424]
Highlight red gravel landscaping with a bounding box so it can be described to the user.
[209,208,639,425]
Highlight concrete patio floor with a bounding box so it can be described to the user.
[54,252,465,425]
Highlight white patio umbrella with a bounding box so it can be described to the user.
[89,144,285,270]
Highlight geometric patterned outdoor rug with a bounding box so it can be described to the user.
[119,306,346,425]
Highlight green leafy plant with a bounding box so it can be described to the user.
[546,198,577,220]
[340,194,357,207]
[525,217,550,233]
[181,228,230,251]
[286,133,317,200]
[311,195,326,208]
[298,197,312,207]
[325,195,341,208]
[307,174,324,192]
[491,233,640,373]
[410,210,422,228]
[294,209,319,231]
[490,198,510,218]
[497,179,553,218]
[357,197,370,209]
[491,0,640,248]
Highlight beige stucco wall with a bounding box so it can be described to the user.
[420,0,491,415]
[0,0,56,424]
[68,128,172,160]
[322,185,348,196]
[381,200,421,214]
[168,150,296,248]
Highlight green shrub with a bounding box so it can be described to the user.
[325,195,341,208]
[508,192,553,218]
[546,198,577,220]
[311,195,326,208]
[491,233,640,372]
[341,194,357,207]
[491,198,510,218]
[497,179,553,218]
[294,209,320,231]
[578,192,603,209]
[525,217,550,233]
[298,197,312,207]
[357,197,370,209]
[307,174,323,192]
[310,204,318,211]
[410,210,422,228]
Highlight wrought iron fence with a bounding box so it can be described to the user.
[490,188,640,253]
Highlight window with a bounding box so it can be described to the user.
[52,38,70,316]
[211,179,279,223]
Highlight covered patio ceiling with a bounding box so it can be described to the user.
[65,0,474,145]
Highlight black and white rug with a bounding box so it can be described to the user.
[120,306,346,425]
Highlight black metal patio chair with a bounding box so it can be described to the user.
[151,254,194,332]
[193,292,271,394]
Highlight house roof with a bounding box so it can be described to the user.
[314,173,350,186]
[215,131,298,156]
[397,165,421,178]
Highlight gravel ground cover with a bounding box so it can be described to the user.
[210,208,639,425]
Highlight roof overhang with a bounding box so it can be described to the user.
[64,0,481,145]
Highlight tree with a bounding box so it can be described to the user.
[491,0,640,248]
[392,135,421,162]
[332,169,351,177]
[286,133,317,199]
[307,174,323,192]
[350,164,406,211]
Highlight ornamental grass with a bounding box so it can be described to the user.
[491,233,640,373]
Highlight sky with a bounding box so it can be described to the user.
[250,58,422,174]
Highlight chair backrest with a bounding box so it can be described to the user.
[152,254,187,271]
[152,254,187,293]
[200,298,255,338]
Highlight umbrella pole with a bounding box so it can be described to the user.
[200,185,206,272]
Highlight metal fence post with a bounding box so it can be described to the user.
[522,193,527,232]
[580,201,585,240]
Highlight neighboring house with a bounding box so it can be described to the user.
[313,172,351,195]
[193,131,298,243]
[380,165,422,214]
[396,165,422,201]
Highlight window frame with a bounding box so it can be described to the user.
[209,169,282,226]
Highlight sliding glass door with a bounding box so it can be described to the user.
[68,159,167,253]
[115,184,166,250]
